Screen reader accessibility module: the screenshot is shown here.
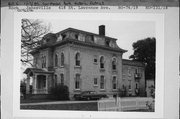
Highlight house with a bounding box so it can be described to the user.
[24,25,146,99]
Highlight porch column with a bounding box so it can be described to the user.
[33,74,37,94]
[26,75,30,94]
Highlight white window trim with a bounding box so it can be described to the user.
[93,78,98,86]
[54,53,59,67]
[75,73,81,90]
[112,57,117,70]
[75,51,81,67]
[60,52,65,67]
[100,75,105,90]
[112,75,117,90]
[99,55,105,69]
[128,67,132,77]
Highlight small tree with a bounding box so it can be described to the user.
[50,84,69,100]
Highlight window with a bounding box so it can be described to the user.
[128,80,131,89]
[60,74,64,85]
[135,68,139,74]
[112,76,117,90]
[105,39,110,47]
[94,78,98,86]
[75,52,80,66]
[42,78,46,88]
[54,75,57,87]
[94,55,98,64]
[100,75,105,90]
[34,57,37,66]
[75,74,80,90]
[55,54,58,67]
[62,34,66,40]
[100,56,105,69]
[42,56,46,68]
[112,58,117,70]
[75,34,78,40]
[128,68,131,77]
[61,52,65,66]
[136,83,138,89]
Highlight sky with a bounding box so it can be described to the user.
[43,19,156,59]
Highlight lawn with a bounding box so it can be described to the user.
[21,102,98,111]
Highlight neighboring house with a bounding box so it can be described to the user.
[24,25,146,99]
[122,59,145,96]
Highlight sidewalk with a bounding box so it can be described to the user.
[21,100,97,106]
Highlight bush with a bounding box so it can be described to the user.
[50,84,69,100]
[117,88,126,97]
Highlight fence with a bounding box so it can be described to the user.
[98,97,154,111]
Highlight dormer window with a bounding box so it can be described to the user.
[57,34,62,41]
[62,34,66,40]
[105,39,110,47]
[75,34,78,40]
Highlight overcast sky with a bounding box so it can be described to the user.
[44,20,156,59]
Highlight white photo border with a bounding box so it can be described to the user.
[13,12,164,118]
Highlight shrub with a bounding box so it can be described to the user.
[117,88,126,97]
[50,84,69,100]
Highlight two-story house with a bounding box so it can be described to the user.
[24,25,146,99]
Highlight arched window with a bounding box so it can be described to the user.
[55,54,58,67]
[61,53,64,66]
[75,52,80,66]
[75,74,80,89]
[100,56,105,69]
[112,76,117,90]
[42,56,46,68]
[112,58,117,70]
[60,74,64,85]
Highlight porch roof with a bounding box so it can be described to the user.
[24,68,54,75]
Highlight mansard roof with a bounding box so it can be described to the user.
[31,27,127,54]
[122,59,145,67]
[57,27,117,41]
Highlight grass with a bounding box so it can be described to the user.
[21,102,98,111]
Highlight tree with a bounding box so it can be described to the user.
[21,19,50,66]
[129,37,156,79]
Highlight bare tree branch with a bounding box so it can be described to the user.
[21,19,50,66]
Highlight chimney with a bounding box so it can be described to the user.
[99,25,105,36]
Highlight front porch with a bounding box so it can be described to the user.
[24,68,54,94]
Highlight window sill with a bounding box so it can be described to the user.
[112,70,117,73]
[99,68,105,72]
[112,89,118,92]
[60,66,64,68]
[100,89,106,92]
[93,85,98,87]
[93,62,98,65]
[74,66,81,69]
[74,89,81,92]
